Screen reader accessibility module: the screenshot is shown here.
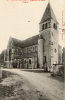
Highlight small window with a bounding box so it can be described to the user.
[42,24,44,30]
[42,22,51,30]
[53,23,55,28]
[45,23,47,29]
[53,23,57,30]
[29,59,31,64]
[54,49,57,53]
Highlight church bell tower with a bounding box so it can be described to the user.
[39,3,59,71]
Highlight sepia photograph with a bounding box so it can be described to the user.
[0,0,65,100]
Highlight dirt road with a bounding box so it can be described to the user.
[3,69,64,100]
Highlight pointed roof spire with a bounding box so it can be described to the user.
[40,3,58,24]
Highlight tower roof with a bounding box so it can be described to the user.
[40,3,58,24]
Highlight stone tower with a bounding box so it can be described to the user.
[39,3,59,71]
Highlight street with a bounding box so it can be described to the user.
[3,69,64,100]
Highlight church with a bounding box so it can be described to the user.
[4,3,59,71]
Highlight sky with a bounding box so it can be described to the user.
[0,0,65,53]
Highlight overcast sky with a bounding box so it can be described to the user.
[0,0,65,53]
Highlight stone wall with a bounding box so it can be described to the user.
[40,28,51,70]
[51,64,64,77]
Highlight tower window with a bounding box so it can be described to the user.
[42,24,44,30]
[29,59,31,64]
[53,23,57,30]
[42,22,51,30]
[45,23,47,29]
[53,23,55,28]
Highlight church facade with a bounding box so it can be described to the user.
[4,3,59,71]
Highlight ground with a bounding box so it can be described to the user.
[1,69,64,100]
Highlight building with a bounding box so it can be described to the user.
[6,36,38,69]
[4,3,59,71]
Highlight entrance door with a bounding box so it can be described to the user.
[28,58,32,69]
[43,56,46,64]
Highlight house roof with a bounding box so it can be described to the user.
[40,3,58,24]
[10,35,39,48]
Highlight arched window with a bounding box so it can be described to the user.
[42,24,44,30]
[29,59,31,64]
[53,23,55,28]
[53,23,57,30]
[42,22,50,30]
[46,23,47,29]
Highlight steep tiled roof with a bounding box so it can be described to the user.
[10,35,39,48]
[40,3,58,24]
